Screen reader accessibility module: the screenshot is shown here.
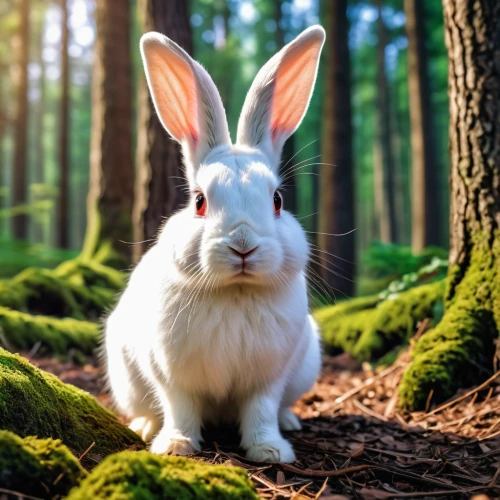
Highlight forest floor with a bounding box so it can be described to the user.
[26,349,500,500]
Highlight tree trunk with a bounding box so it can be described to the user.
[391,89,407,245]
[399,0,500,410]
[58,0,70,249]
[405,0,441,252]
[374,1,397,243]
[132,0,192,263]
[12,0,29,240]
[274,0,297,214]
[35,20,45,186]
[32,5,47,244]
[213,0,233,120]
[82,0,134,266]
[0,65,6,238]
[318,0,355,297]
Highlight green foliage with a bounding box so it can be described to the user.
[67,451,258,500]
[316,279,445,361]
[358,242,448,296]
[0,237,78,278]
[0,430,84,498]
[378,256,448,300]
[0,348,144,456]
[0,306,99,355]
[399,235,500,410]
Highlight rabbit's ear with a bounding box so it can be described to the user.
[140,33,231,173]
[236,25,325,168]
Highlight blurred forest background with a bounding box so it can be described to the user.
[0,0,449,298]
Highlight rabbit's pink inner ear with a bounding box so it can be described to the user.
[146,47,199,146]
[270,41,322,144]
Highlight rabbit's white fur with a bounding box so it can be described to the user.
[105,25,325,463]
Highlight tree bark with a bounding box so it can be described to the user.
[12,0,29,240]
[399,0,500,410]
[82,0,134,265]
[58,0,70,249]
[274,0,297,214]
[374,1,397,243]
[318,0,355,297]
[405,0,441,252]
[132,0,192,262]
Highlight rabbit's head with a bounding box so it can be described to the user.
[140,26,325,288]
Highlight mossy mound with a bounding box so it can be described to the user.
[0,259,125,320]
[55,259,125,291]
[0,430,84,498]
[67,451,258,500]
[0,306,99,355]
[353,280,446,360]
[399,238,499,410]
[316,280,445,361]
[315,295,380,355]
[0,348,144,456]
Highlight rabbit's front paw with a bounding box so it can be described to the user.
[129,416,161,442]
[246,437,296,463]
[279,408,302,431]
[150,431,201,456]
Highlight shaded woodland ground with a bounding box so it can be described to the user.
[23,348,500,499]
[0,0,499,498]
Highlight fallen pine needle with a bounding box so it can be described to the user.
[78,441,96,462]
[352,399,389,422]
[335,363,404,404]
[280,463,369,478]
[421,371,500,418]
[0,488,44,500]
[314,478,329,500]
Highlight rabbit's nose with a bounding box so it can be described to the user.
[228,246,259,259]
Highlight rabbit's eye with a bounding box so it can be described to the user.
[195,193,206,217]
[273,190,282,215]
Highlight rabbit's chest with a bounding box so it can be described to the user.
[162,291,306,399]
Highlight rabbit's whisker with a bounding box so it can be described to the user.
[279,154,321,177]
[306,259,352,298]
[305,228,357,237]
[119,238,156,246]
[297,211,318,221]
[279,138,319,171]
[309,249,356,281]
[305,265,338,305]
[308,243,355,265]
[279,162,336,184]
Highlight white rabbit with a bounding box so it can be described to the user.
[104,25,325,463]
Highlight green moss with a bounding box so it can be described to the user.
[399,235,499,410]
[315,296,379,355]
[0,430,84,498]
[0,259,124,320]
[67,451,258,500]
[92,240,129,269]
[353,280,446,360]
[0,348,144,456]
[316,281,445,361]
[0,306,99,355]
[55,259,125,291]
